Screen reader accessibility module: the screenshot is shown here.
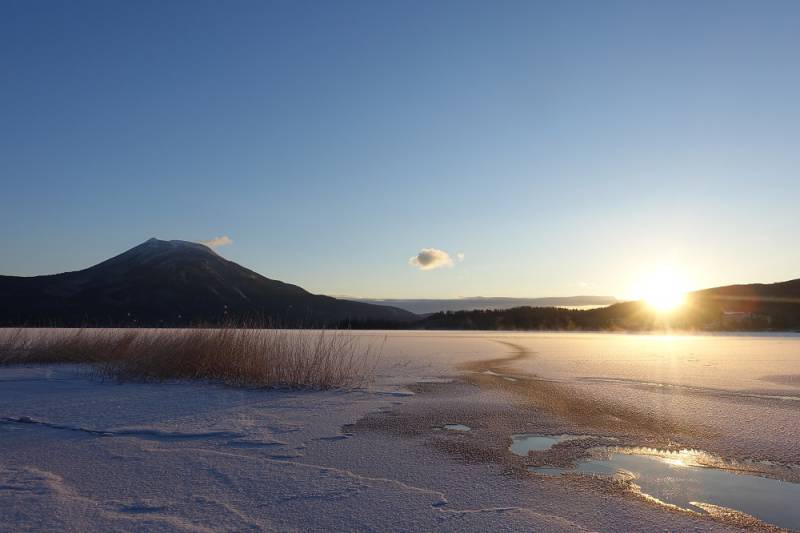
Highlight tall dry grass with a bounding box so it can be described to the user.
[0,327,379,389]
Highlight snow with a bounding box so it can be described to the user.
[3,330,799,531]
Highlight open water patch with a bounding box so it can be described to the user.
[510,434,612,455]
[531,447,800,530]
[443,424,471,432]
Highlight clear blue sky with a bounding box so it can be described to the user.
[2,0,799,298]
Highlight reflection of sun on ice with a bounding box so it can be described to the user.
[661,455,690,467]
[634,267,690,312]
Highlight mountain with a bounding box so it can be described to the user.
[0,238,417,326]
[349,296,618,315]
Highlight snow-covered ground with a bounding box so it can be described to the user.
[2,331,799,531]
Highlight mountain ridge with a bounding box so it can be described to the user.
[417,278,800,331]
[3,239,798,330]
[348,295,619,314]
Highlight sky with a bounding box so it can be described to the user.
[1,0,799,299]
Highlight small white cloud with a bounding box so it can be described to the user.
[456,252,465,262]
[409,248,454,271]
[199,235,233,249]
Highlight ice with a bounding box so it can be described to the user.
[3,330,799,531]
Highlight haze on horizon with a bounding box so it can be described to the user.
[2,1,799,300]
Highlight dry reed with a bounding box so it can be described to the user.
[0,327,379,389]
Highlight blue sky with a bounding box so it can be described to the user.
[2,0,799,298]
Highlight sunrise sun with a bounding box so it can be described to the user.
[635,267,690,312]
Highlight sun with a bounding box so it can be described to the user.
[634,267,689,312]
[646,286,685,311]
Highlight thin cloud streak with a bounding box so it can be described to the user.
[199,235,233,249]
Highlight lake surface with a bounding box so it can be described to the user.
[365,330,800,529]
[4,329,800,529]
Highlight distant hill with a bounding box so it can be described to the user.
[349,296,618,315]
[0,238,416,327]
[418,279,800,331]
[687,278,800,330]
[692,278,800,306]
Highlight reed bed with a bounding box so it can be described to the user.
[0,327,378,389]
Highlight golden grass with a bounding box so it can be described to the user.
[0,327,379,389]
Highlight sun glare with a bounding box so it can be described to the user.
[634,267,689,312]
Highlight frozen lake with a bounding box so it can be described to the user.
[364,330,800,392]
[2,329,799,531]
